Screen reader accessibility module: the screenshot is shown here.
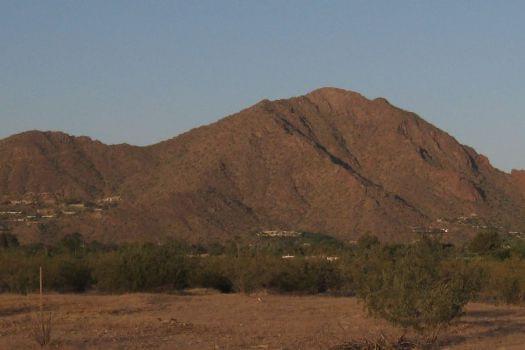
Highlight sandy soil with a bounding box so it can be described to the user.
[0,291,524,349]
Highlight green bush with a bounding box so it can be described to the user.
[192,265,233,293]
[0,250,41,293]
[0,233,20,249]
[356,233,380,251]
[48,258,92,292]
[355,237,482,340]
[227,256,275,293]
[468,230,502,256]
[190,257,234,293]
[475,258,525,304]
[90,244,189,292]
[268,259,343,294]
[508,238,525,259]
[57,233,86,256]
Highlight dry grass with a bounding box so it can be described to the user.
[331,334,416,350]
[0,292,524,349]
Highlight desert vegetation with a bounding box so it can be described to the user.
[0,230,524,347]
[0,231,523,303]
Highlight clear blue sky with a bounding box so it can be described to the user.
[1,1,524,171]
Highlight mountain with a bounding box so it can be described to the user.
[1,88,524,244]
[512,170,525,196]
[0,130,153,198]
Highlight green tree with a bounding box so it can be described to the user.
[58,233,85,256]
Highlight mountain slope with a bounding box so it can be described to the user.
[1,88,524,243]
[0,131,153,199]
[512,170,525,196]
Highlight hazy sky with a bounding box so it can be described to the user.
[1,1,524,171]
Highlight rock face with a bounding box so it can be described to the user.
[1,87,524,243]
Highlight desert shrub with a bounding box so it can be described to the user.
[22,243,47,255]
[356,233,380,251]
[508,238,525,259]
[245,232,346,257]
[0,250,41,293]
[300,232,346,254]
[335,256,358,296]
[90,244,189,292]
[56,233,86,256]
[468,230,502,256]
[0,250,92,293]
[88,251,120,291]
[192,254,345,294]
[228,255,276,293]
[198,269,233,293]
[492,248,512,260]
[190,257,234,293]
[268,260,312,293]
[268,258,343,294]
[206,242,226,255]
[475,258,525,304]
[500,277,521,304]
[47,257,92,292]
[0,233,20,249]
[355,237,482,340]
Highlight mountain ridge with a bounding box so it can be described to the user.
[1,87,524,243]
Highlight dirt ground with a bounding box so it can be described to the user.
[0,291,524,349]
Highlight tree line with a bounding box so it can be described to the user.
[0,230,523,304]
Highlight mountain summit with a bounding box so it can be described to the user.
[1,88,524,243]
